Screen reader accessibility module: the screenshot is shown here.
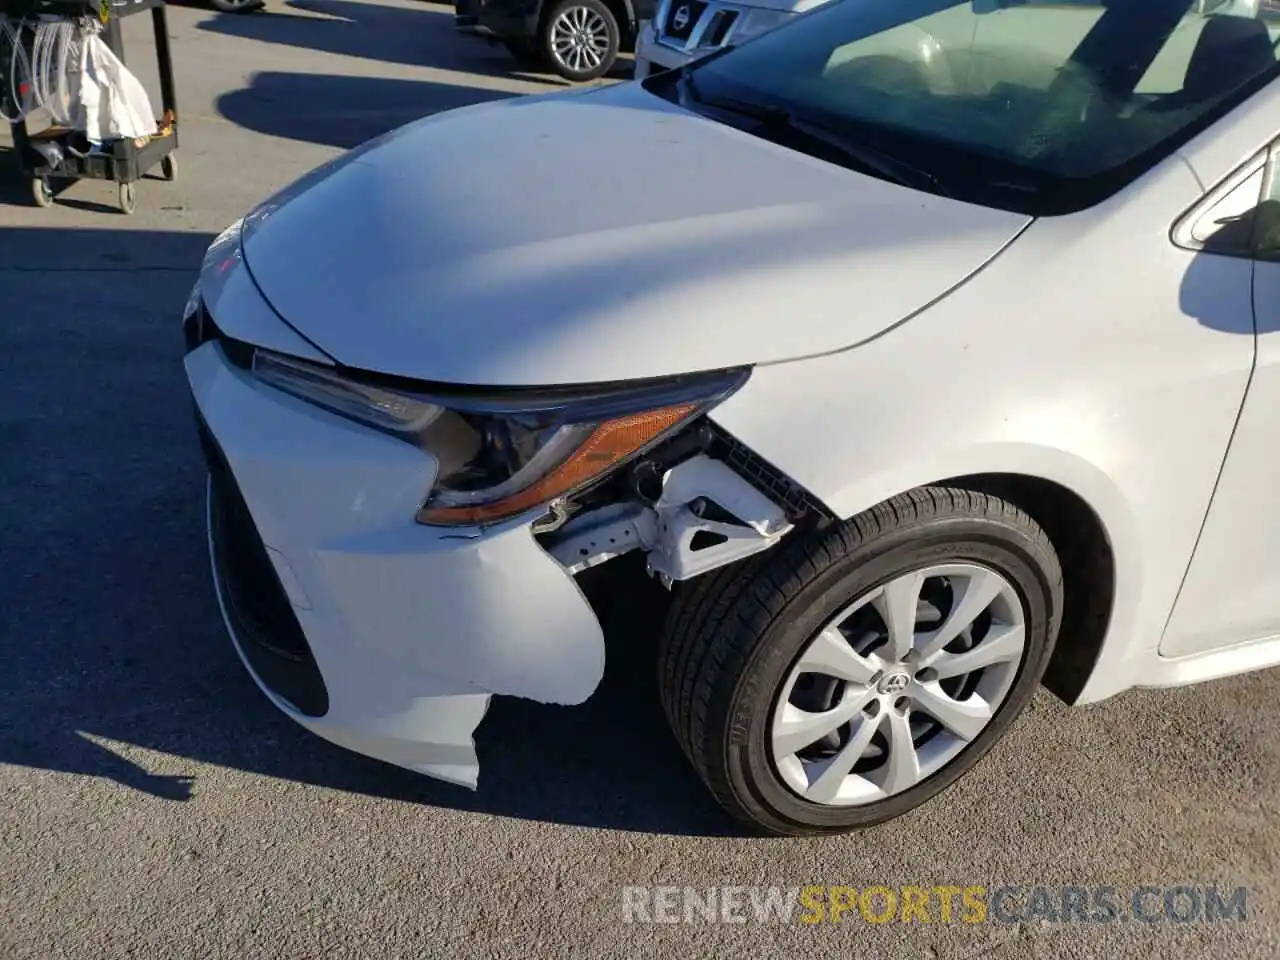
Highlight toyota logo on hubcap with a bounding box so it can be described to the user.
[877,672,911,695]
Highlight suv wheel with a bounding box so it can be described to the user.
[542,0,620,82]
[657,487,1064,836]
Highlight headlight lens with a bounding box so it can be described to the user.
[730,7,791,42]
[252,351,446,435]
[249,349,749,527]
[422,404,700,526]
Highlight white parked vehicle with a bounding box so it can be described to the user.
[186,0,1280,835]
[633,0,825,79]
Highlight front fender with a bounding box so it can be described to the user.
[715,370,1146,706]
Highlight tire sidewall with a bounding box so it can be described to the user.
[723,517,1059,833]
[542,0,620,81]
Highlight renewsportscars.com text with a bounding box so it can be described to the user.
[621,885,1248,925]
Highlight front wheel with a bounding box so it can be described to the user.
[541,0,619,82]
[658,487,1063,836]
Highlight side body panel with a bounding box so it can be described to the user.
[1162,87,1280,658]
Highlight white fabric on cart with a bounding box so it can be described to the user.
[70,30,154,142]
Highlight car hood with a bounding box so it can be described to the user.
[240,83,1030,386]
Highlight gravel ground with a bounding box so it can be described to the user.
[1,3,1278,957]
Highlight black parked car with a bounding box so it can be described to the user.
[455,0,655,82]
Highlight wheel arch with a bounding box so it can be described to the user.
[936,473,1116,705]
[709,378,1151,706]
[603,0,636,43]
[768,436,1148,705]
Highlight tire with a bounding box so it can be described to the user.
[502,37,545,67]
[160,153,177,182]
[118,182,137,215]
[541,0,620,82]
[31,177,53,209]
[657,486,1063,836]
[209,0,264,12]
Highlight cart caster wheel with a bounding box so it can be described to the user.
[160,154,177,182]
[118,182,137,215]
[32,178,54,209]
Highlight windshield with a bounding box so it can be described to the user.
[647,0,1280,213]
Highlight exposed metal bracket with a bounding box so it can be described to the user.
[545,502,655,575]
[645,455,792,584]
[542,455,793,583]
[653,456,790,537]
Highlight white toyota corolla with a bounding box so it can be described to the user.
[186,0,1280,834]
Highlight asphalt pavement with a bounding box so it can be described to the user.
[1,2,1278,957]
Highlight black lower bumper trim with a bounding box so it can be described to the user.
[199,411,330,718]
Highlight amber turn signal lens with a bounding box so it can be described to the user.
[419,402,698,526]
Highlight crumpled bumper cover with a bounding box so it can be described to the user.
[186,342,606,788]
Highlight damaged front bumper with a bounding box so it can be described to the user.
[187,342,606,789]
[182,221,814,791]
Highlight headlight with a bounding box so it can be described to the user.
[252,351,446,435]
[250,349,749,527]
[729,7,791,42]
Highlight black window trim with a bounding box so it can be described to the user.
[1170,128,1280,263]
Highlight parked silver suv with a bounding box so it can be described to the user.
[634,0,825,77]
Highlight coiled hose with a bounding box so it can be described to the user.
[1,15,82,125]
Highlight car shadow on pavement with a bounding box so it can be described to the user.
[0,227,734,836]
[216,71,519,148]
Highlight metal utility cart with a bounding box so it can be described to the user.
[4,0,178,213]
